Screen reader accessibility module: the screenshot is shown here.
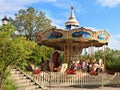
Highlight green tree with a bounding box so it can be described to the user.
[0,24,36,90]
[105,48,120,71]
[29,45,53,66]
[0,23,15,32]
[12,7,55,41]
[94,47,120,72]
[94,49,104,60]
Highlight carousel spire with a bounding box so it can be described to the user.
[65,6,80,30]
[69,6,75,20]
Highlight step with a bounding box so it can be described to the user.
[11,70,21,74]
[33,88,43,90]
[10,69,47,90]
[13,76,27,80]
[15,79,31,84]
[11,73,24,77]
[25,85,39,90]
[17,85,39,90]
[11,70,22,75]
[16,81,35,87]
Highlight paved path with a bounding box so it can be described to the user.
[50,86,120,90]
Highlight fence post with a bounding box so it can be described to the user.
[101,73,104,88]
[80,72,83,87]
[118,72,120,85]
[49,72,51,90]
[117,72,120,86]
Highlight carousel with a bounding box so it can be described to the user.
[36,7,110,72]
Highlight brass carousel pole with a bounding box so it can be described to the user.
[63,45,65,63]
[68,44,70,63]
[64,44,68,63]
[92,45,94,59]
[88,47,91,62]
[92,42,94,60]
[90,42,94,62]
[84,48,87,55]
[103,45,106,72]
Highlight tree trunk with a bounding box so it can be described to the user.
[0,71,5,90]
[0,77,3,90]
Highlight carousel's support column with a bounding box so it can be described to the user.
[103,45,107,72]
[84,48,87,55]
[89,47,92,58]
[63,45,65,63]
[64,44,71,63]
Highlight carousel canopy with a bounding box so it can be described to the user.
[36,27,109,49]
[36,7,110,49]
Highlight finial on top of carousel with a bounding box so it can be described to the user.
[71,6,74,10]
[65,6,80,30]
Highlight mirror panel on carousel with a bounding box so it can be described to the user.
[47,31,63,39]
[72,31,91,38]
[98,33,107,40]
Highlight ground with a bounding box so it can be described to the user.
[50,85,120,90]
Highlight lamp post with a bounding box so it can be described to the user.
[2,16,9,25]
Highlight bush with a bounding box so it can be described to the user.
[106,58,120,72]
[3,78,16,90]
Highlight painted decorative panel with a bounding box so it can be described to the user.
[47,31,63,39]
[72,31,91,38]
[98,34,106,40]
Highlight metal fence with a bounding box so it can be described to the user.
[32,72,120,87]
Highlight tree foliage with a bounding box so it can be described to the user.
[29,45,53,66]
[0,24,36,90]
[105,48,120,71]
[12,7,55,40]
[94,47,120,72]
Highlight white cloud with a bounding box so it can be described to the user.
[0,0,40,12]
[96,0,120,7]
[52,20,65,29]
[85,26,105,31]
[108,34,120,50]
[0,0,41,24]
[112,34,120,38]
[0,0,57,23]
[47,15,65,29]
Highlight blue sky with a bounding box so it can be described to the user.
[0,0,120,50]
